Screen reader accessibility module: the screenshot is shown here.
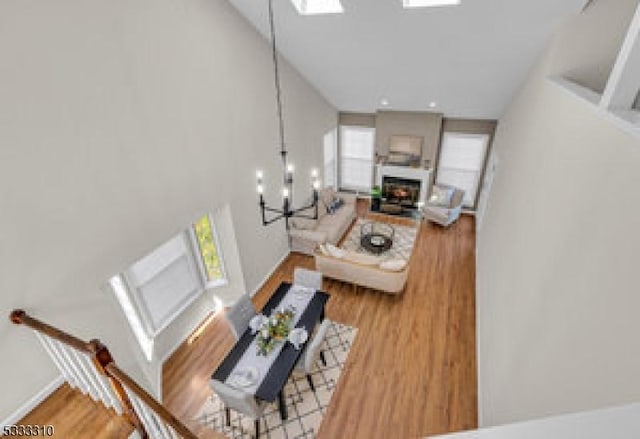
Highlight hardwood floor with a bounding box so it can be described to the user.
[17,202,477,438]
[17,383,133,438]
[164,202,477,438]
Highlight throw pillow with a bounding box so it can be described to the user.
[325,243,346,259]
[379,258,407,272]
[318,244,331,256]
[327,197,344,214]
[320,188,336,211]
[429,185,454,207]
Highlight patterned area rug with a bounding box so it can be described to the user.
[341,218,418,260]
[195,322,358,438]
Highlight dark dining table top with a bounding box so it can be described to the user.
[211,281,329,402]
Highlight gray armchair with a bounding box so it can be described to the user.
[293,267,323,291]
[223,294,256,340]
[210,379,268,438]
[294,319,331,391]
[423,185,465,227]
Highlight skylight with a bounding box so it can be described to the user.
[402,0,461,8]
[290,0,344,15]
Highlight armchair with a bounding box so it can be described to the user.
[423,185,464,227]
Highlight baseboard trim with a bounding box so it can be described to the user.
[1,375,64,430]
[250,250,291,297]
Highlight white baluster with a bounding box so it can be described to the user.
[128,391,163,438]
[54,340,92,397]
[68,349,100,401]
[35,332,75,387]
[78,351,116,409]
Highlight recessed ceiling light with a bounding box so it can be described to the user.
[380,98,390,106]
[429,101,437,108]
[402,0,461,8]
[290,0,344,15]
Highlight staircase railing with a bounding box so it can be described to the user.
[10,310,197,439]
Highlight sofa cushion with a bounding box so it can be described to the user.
[379,258,407,271]
[291,217,317,230]
[343,251,381,266]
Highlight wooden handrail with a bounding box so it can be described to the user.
[105,363,198,439]
[10,309,148,438]
[10,309,93,354]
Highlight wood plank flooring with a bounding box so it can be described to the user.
[17,201,477,438]
[164,202,477,438]
[17,383,133,438]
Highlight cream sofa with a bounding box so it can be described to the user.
[314,247,410,295]
[288,188,357,255]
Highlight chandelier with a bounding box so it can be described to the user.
[256,0,320,229]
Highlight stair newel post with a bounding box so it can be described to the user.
[88,339,148,439]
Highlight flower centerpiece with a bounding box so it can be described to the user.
[256,306,295,356]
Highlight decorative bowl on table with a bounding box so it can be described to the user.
[256,306,295,356]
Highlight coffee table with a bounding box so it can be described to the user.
[360,222,395,254]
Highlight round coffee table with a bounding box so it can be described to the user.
[360,222,395,254]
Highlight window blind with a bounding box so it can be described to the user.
[437,132,489,208]
[340,125,375,192]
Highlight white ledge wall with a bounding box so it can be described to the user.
[477,0,640,427]
[0,0,336,421]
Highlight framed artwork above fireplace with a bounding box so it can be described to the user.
[387,135,423,167]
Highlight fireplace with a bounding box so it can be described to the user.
[382,176,421,211]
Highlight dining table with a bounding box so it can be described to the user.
[211,281,329,420]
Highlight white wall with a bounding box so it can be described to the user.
[477,0,640,427]
[0,0,336,421]
[434,403,640,439]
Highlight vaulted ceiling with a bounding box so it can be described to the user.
[227,0,587,119]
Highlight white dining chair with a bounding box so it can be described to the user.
[293,267,323,291]
[224,294,256,341]
[210,379,267,438]
[294,319,331,392]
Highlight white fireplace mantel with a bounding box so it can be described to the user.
[375,164,432,205]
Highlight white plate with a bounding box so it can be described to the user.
[288,327,309,349]
[249,315,266,334]
[230,366,260,388]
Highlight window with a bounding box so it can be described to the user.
[323,128,337,189]
[339,125,375,192]
[436,132,489,209]
[192,214,226,287]
[109,213,227,361]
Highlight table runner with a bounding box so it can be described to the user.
[224,284,316,395]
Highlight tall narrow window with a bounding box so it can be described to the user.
[323,128,337,189]
[192,214,226,287]
[339,125,375,192]
[437,132,489,209]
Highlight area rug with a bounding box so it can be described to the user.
[195,321,358,439]
[341,218,418,260]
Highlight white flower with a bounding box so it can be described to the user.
[261,329,269,338]
[271,317,278,326]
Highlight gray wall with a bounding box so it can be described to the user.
[0,0,336,420]
[477,0,640,427]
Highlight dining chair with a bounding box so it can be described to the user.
[224,294,257,341]
[293,267,323,291]
[295,319,332,392]
[210,379,267,439]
